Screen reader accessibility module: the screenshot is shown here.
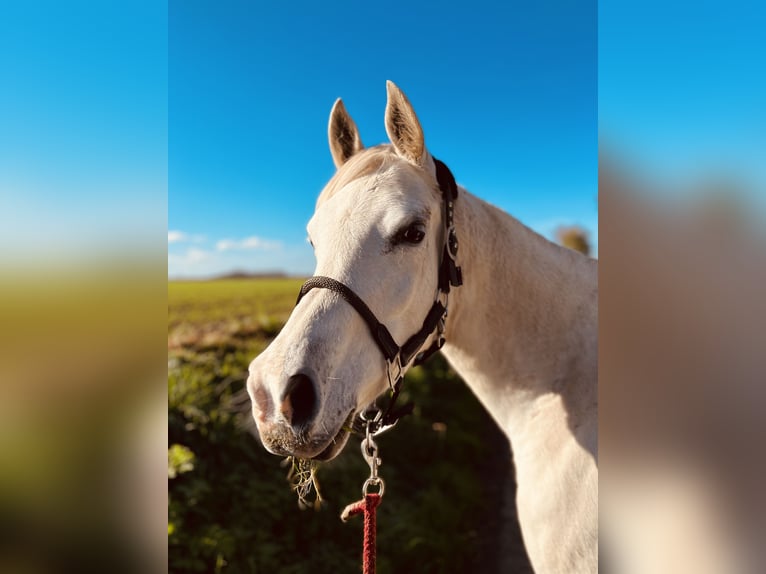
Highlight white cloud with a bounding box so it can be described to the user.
[168,230,187,243]
[168,247,212,265]
[168,230,207,244]
[215,236,281,251]
[167,242,313,279]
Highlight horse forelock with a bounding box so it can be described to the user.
[317,145,438,208]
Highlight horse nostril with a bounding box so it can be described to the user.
[281,374,317,429]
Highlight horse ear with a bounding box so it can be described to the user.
[385,80,427,166]
[328,98,364,169]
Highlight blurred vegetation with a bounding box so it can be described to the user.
[169,278,526,573]
[556,225,591,256]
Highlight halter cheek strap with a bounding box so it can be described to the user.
[297,277,448,368]
[297,276,402,363]
[295,156,463,431]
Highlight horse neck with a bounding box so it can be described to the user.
[441,189,598,444]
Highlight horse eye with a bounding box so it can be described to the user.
[397,223,425,245]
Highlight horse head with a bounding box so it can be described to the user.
[247,82,450,460]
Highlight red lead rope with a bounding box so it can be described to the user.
[341,493,382,574]
[343,413,387,574]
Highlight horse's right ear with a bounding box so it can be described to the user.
[385,80,428,167]
[328,98,364,169]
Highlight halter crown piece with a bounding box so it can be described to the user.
[296,156,463,435]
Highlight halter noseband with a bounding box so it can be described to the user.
[295,157,463,433]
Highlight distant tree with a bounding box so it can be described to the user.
[556,226,591,256]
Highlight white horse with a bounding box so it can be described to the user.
[247,81,598,573]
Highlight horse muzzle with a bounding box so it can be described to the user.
[247,366,355,460]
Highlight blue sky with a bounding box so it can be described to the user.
[168,0,597,277]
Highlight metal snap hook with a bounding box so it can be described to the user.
[362,432,380,472]
[361,431,384,498]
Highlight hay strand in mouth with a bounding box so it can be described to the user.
[284,456,323,509]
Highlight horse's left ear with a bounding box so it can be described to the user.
[385,80,429,167]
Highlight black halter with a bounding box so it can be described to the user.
[295,157,463,433]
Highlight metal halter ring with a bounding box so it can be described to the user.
[362,477,385,497]
[359,407,383,424]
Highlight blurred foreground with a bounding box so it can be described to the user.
[600,160,766,573]
[0,263,168,574]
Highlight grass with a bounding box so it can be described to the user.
[169,277,305,329]
[168,278,305,353]
[168,278,529,574]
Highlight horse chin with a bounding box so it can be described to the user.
[310,410,355,461]
[311,427,351,461]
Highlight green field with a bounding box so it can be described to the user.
[169,278,305,347]
[169,278,530,573]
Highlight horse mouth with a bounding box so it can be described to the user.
[311,410,355,461]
